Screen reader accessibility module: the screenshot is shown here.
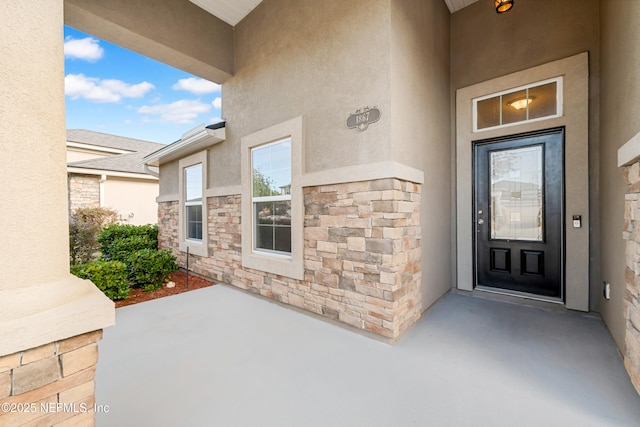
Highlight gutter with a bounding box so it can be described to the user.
[143,164,160,178]
[142,122,226,167]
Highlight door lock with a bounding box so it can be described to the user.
[478,219,484,224]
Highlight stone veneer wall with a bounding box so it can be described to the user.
[0,330,102,426]
[622,162,640,394]
[68,174,100,211]
[159,178,422,340]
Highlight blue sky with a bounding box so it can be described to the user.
[64,26,222,144]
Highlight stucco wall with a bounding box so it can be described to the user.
[103,177,158,225]
[217,0,393,188]
[451,0,601,309]
[158,159,179,199]
[1,0,71,287]
[0,0,114,362]
[600,0,640,350]
[390,0,451,309]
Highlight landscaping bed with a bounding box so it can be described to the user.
[115,270,216,308]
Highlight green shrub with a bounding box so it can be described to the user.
[99,224,158,262]
[69,207,119,265]
[103,235,157,263]
[126,249,179,292]
[71,260,130,301]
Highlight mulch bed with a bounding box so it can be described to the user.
[115,270,216,308]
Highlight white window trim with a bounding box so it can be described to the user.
[241,116,304,280]
[178,151,209,257]
[184,164,203,241]
[251,138,293,257]
[472,77,563,133]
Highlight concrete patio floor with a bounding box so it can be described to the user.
[96,285,640,426]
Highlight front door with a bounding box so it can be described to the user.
[474,128,564,298]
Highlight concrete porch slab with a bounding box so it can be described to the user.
[96,285,640,426]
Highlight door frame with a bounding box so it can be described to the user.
[472,127,565,302]
[455,53,589,311]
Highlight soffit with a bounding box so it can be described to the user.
[188,0,264,25]
[444,0,479,13]
[190,0,478,25]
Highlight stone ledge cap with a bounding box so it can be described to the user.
[618,131,640,167]
[0,275,115,356]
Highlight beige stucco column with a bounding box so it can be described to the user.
[0,0,114,356]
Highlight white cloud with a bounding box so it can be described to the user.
[65,74,155,103]
[212,97,222,109]
[172,77,220,95]
[64,37,104,62]
[138,100,211,124]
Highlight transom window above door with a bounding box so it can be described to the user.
[473,77,563,132]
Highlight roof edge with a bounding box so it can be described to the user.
[142,122,226,167]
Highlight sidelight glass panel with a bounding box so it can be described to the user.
[490,145,543,241]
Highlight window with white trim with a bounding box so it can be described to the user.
[251,139,292,254]
[178,151,208,257]
[184,163,203,241]
[473,77,563,132]
[241,116,304,280]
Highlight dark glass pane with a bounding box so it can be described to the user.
[502,90,528,125]
[256,225,274,251]
[528,82,557,119]
[477,96,500,129]
[274,226,292,253]
[256,202,275,225]
[273,201,291,226]
[186,205,202,240]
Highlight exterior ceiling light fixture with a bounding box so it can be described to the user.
[495,0,514,13]
[507,97,533,110]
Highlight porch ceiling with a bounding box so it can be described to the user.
[444,0,480,13]
[188,0,264,25]
[189,0,478,25]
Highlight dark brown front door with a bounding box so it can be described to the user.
[474,128,564,298]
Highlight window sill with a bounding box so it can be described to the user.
[242,249,302,280]
[179,240,209,257]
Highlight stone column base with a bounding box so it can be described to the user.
[621,162,640,395]
[0,330,103,426]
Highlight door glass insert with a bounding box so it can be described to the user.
[490,145,543,241]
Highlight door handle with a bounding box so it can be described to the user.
[478,219,484,225]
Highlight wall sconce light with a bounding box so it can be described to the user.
[507,97,533,110]
[495,0,514,13]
